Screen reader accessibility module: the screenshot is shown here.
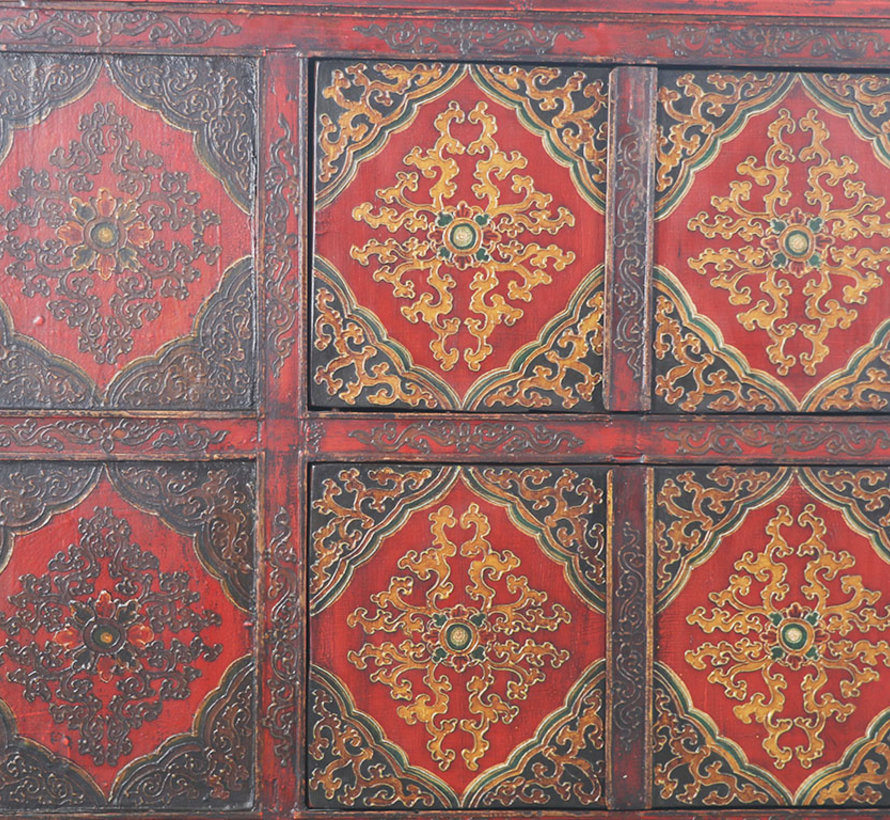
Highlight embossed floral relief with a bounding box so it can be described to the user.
[656,466,890,806]
[656,71,890,412]
[312,61,607,411]
[0,461,255,810]
[309,463,606,808]
[0,53,255,409]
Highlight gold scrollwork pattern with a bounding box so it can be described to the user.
[654,272,792,412]
[350,99,575,373]
[654,664,788,806]
[466,661,605,807]
[656,71,791,216]
[686,501,890,770]
[687,106,890,378]
[347,501,571,773]
[472,65,608,209]
[655,465,789,609]
[315,61,462,208]
[469,268,603,411]
[312,259,455,409]
[308,665,455,809]
[309,464,457,614]
[467,465,606,610]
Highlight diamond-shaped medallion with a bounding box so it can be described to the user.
[656,466,890,807]
[309,464,606,809]
[312,61,607,412]
[656,71,890,412]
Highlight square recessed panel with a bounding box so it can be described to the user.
[655,465,890,808]
[311,61,607,412]
[0,53,256,410]
[655,70,890,413]
[308,463,606,809]
[0,460,255,811]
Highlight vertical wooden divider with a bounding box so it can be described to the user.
[259,51,306,815]
[607,465,654,809]
[604,65,656,412]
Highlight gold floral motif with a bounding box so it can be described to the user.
[687,502,890,770]
[347,502,570,772]
[688,106,890,377]
[351,99,575,372]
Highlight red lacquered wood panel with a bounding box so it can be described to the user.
[311,59,607,412]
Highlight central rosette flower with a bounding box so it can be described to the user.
[57,188,154,280]
[436,203,495,269]
[763,601,827,670]
[422,603,490,673]
[54,589,154,683]
[761,207,832,276]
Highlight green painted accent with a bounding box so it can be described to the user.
[470,611,487,627]
[475,247,490,262]
[474,213,490,227]
[437,211,454,227]
[772,218,787,232]
[438,246,452,260]
[780,622,808,650]
[769,611,783,625]
[809,216,824,232]
[784,229,811,258]
[772,645,785,660]
[772,251,789,268]
[431,612,447,627]
[808,253,822,267]
[449,222,477,251]
[806,610,820,626]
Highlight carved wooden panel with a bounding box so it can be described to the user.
[0,53,256,410]
[655,71,890,413]
[0,460,254,811]
[311,61,608,412]
[655,465,890,808]
[307,463,607,809]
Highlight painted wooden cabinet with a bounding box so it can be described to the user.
[1,2,890,817]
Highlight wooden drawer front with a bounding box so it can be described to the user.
[307,463,607,809]
[655,465,890,807]
[654,71,890,414]
[0,460,255,811]
[0,54,256,411]
[311,61,608,412]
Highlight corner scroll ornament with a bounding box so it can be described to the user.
[648,23,890,61]
[349,420,582,455]
[355,20,583,57]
